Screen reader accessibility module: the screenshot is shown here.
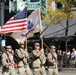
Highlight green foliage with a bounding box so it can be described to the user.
[42,0,76,25]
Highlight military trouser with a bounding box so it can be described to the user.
[3,72,9,75]
[3,66,15,75]
[40,66,46,75]
[18,65,32,75]
[47,66,59,75]
[18,66,25,75]
[33,67,41,75]
[9,66,15,75]
[3,70,15,75]
[25,65,32,75]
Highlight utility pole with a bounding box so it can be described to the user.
[0,0,6,51]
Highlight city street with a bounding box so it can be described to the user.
[0,67,76,75]
[59,71,76,75]
[0,0,76,75]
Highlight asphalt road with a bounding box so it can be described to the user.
[59,71,76,75]
[0,67,76,75]
[0,71,76,75]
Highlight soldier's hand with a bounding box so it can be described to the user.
[25,52,29,59]
[25,54,29,58]
[25,48,27,51]
[42,61,45,65]
[54,60,57,62]
[9,63,12,66]
[41,49,44,53]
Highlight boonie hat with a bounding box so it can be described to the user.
[20,42,25,45]
[34,43,40,46]
[51,46,56,49]
[6,45,12,49]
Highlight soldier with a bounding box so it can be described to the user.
[32,43,41,75]
[32,43,46,75]
[2,45,15,75]
[16,42,32,75]
[47,46,59,75]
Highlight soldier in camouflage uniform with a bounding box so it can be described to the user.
[2,46,15,75]
[47,46,59,75]
[16,42,32,75]
[32,43,46,75]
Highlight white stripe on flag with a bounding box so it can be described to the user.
[11,8,42,42]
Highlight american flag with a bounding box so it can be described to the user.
[0,8,27,34]
[11,9,42,42]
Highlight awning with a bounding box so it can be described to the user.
[42,18,76,38]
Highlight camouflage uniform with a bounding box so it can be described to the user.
[40,50,46,75]
[2,46,15,75]
[32,43,46,75]
[16,47,32,75]
[47,46,59,75]
[32,49,41,75]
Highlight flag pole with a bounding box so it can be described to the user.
[38,8,43,49]
[25,6,28,49]
[40,34,44,49]
[25,29,28,49]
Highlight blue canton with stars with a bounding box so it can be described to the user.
[14,8,27,20]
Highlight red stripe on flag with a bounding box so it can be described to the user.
[9,17,14,20]
[1,19,27,33]
[2,24,27,29]
[21,28,35,37]
[1,28,27,33]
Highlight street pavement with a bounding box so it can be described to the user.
[59,71,76,75]
[0,66,76,75]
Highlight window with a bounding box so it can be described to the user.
[73,2,76,7]
[31,0,39,2]
[56,2,62,9]
[11,1,17,12]
[10,0,13,1]
[5,0,9,5]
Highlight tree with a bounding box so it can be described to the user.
[42,0,76,51]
